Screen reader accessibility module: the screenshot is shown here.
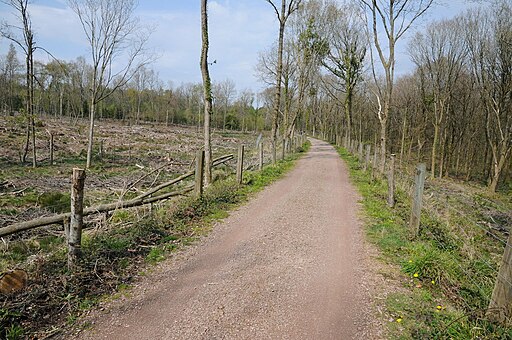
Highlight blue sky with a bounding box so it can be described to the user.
[0,0,486,93]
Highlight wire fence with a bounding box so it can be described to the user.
[343,138,511,322]
[0,134,307,238]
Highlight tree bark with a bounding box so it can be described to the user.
[271,13,286,164]
[489,146,509,192]
[86,98,95,168]
[200,0,213,186]
[68,168,86,268]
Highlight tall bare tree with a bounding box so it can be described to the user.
[68,0,151,168]
[409,17,467,179]
[280,0,324,140]
[360,0,434,172]
[201,0,213,186]
[131,66,153,124]
[465,2,512,192]
[1,43,21,115]
[318,1,366,143]
[213,79,236,131]
[265,0,303,163]
[1,0,37,167]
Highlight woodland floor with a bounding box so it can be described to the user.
[62,139,386,339]
[0,115,267,232]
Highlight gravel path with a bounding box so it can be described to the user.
[73,138,378,339]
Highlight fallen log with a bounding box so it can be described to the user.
[134,154,233,200]
[134,171,194,200]
[0,154,234,238]
[0,187,193,238]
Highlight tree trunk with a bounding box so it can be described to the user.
[438,128,446,179]
[379,115,387,173]
[59,89,63,117]
[201,0,213,186]
[271,3,286,164]
[86,98,96,169]
[431,103,440,180]
[22,118,30,163]
[28,45,36,168]
[489,146,509,193]
[30,115,36,168]
[344,92,352,143]
[400,112,406,166]
[68,168,86,268]
[223,106,227,132]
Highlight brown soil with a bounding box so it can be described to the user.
[66,139,384,339]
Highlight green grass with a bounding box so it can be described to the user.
[335,147,512,339]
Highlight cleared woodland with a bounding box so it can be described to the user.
[0,0,511,338]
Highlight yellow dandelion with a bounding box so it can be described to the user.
[437,305,442,310]
[431,280,435,284]
[397,318,402,323]
[408,260,413,263]
[413,273,419,278]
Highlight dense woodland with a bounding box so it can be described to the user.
[0,51,265,130]
[0,0,511,192]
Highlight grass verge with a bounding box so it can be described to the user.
[0,141,310,339]
[335,147,511,339]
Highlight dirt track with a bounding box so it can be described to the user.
[73,138,378,339]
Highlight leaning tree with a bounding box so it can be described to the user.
[359,0,434,173]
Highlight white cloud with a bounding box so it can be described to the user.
[139,0,277,91]
[0,0,285,91]
[1,0,486,92]
[30,4,88,59]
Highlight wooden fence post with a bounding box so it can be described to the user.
[49,132,54,166]
[488,231,512,323]
[194,150,204,196]
[259,141,264,171]
[282,138,286,160]
[236,144,244,185]
[409,163,426,238]
[68,168,86,269]
[387,154,396,208]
